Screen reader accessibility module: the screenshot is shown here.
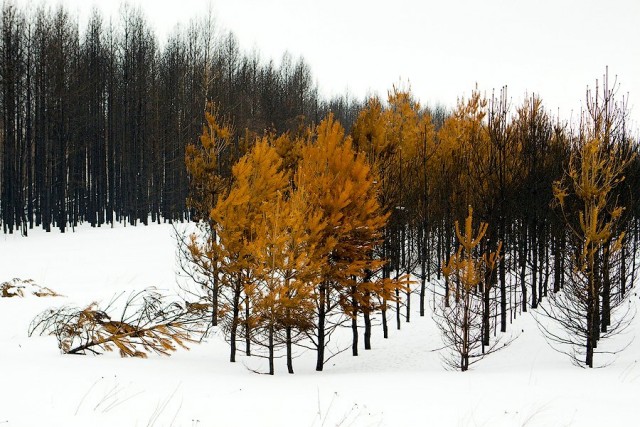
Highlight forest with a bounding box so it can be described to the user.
[0,2,357,233]
[3,2,640,371]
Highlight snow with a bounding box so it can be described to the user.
[1,223,638,426]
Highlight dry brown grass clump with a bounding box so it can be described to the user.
[1,278,62,298]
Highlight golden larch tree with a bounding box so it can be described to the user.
[209,137,289,362]
[183,103,232,327]
[297,113,394,371]
[249,183,325,374]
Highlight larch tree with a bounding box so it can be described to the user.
[248,183,324,374]
[435,206,503,371]
[209,137,289,363]
[416,111,437,318]
[511,95,554,312]
[513,95,555,312]
[351,89,427,339]
[183,104,232,327]
[485,87,520,333]
[434,89,490,307]
[546,136,632,367]
[351,96,398,348]
[351,96,391,342]
[297,113,394,370]
[185,103,231,223]
[543,72,635,367]
[382,88,425,329]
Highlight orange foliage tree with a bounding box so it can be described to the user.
[297,114,397,370]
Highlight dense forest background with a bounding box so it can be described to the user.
[0,2,363,233]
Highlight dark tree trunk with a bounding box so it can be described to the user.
[395,278,401,330]
[537,224,545,303]
[560,231,566,289]
[631,225,638,291]
[351,314,358,357]
[417,219,424,314]
[229,279,241,363]
[381,245,389,339]
[601,250,611,332]
[593,251,601,345]
[620,243,627,298]
[268,324,274,375]
[461,294,470,372]
[363,310,371,350]
[420,272,426,316]
[381,299,388,338]
[245,294,251,356]
[212,273,218,327]
[499,217,506,332]
[362,271,372,349]
[586,260,598,368]
[403,226,410,323]
[444,275,451,307]
[286,326,293,374]
[531,219,538,309]
[351,287,358,356]
[553,232,561,293]
[315,283,326,371]
[520,224,528,312]
[542,235,549,298]
[437,222,443,281]
[483,274,491,348]
[586,301,594,368]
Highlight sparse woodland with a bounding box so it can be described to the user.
[3,3,640,372]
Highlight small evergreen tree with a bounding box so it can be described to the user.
[352,90,430,337]
[185,103,231,223]
[435,206,503,371]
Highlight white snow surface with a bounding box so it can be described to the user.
[1,223,638,426]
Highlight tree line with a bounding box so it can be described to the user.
[183,78,640,371]
[348,79,639,368]
[0,2,361,234]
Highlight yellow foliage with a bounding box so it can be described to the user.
[435,88,490,212]
[185,102,232,222]
[556,136,633,274]
[352,89,435,218]
[443,206,501,296]
[297,113,390,313]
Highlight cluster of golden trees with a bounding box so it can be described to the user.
[184,71,639,371]
[184,106,403,374]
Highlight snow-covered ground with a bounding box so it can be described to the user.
[1,223,638,426]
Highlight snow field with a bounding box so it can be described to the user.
[1,223,638,426]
